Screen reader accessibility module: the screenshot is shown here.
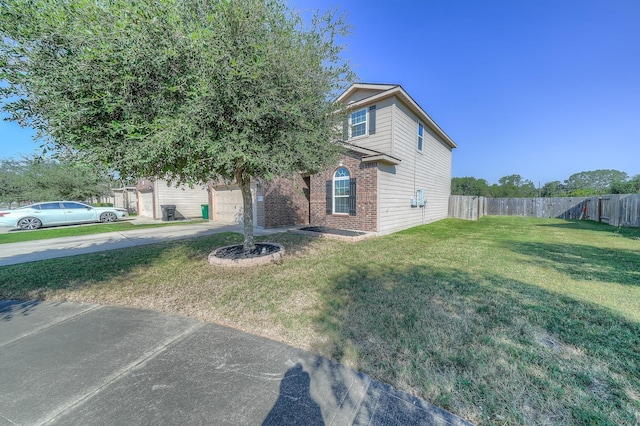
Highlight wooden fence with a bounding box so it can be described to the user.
[449,194,640,228]
[449,195,486,220]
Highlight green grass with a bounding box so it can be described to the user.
[0,219,205,244]
[1,217,639,425]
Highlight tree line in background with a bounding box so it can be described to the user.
[0,156,114,207]
[452,169,640,198]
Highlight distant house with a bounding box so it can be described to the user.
[136,179,210,220]
[111,186,137,213]
[139,83,457,233]
[135,178,258,224]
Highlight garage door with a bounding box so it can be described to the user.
[139,191,154,219]
[214,186,244,224]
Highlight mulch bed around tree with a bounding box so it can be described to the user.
[298,226,367,237]
[213,243,282,259]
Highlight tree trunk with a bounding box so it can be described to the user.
[236,167,254,252]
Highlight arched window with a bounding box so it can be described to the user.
[333,167,350,214]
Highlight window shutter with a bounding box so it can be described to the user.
[326,180,332,214]
[369,105,376,135]
[342,118,349,141]
[349,178,357,216]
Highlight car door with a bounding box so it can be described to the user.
[62,202,98,223]
[37,202,67,225]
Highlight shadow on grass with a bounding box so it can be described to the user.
[0,231,316,301]
[313,262,640,425]
[536,220,640,241]
[507,241,640,287]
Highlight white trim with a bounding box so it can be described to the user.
[349,108,368,139]
[333,167,350,215]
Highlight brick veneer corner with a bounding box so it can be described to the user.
[310,152,378,232]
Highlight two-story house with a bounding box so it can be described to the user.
[138,83,456,233]
[298,83,456,234]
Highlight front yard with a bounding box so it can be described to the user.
[1,217,638,425]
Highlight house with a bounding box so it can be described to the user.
[136,178,259,224]
[138,83,457,233]
[256,83,457,234]
[136,179,210,220]
[111,186,138,213]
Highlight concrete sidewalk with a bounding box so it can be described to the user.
[0,221,294,266]
[0,301,472,425]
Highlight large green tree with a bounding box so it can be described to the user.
[540,180,567,197]
[609,174,640,194]
[451,177,491,197]
[491,174,537,198]
[0,156,113,205]
[0,0,354,249]
[564,169,628,196]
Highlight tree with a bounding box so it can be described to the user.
[564,169,628,196]
[540,180,567,197]
[0,156,113,205]
[0,158,27,206]
[492,174,537,198]
[451,177,491,196]
[0,0,354,250]
[609,174,640,194]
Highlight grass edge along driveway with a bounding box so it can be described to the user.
[1,217,639,425]
[0,219,206,244]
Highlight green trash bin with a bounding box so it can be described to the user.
[201,204,209,220]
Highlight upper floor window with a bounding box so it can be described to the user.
[333,167,350,214]
[417,123,424,152]
[350,108,367,138]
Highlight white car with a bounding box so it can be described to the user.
[0,201,128,230]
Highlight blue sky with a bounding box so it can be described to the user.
[2,0,639,185]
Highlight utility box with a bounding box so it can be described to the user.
[161,205,176,221]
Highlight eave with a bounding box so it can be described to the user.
[337,84,458,149]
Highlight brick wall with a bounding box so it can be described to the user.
[258,175,310,228]
[310,152,378,232]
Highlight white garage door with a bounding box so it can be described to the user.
[139,191,154,219]
[214,186,244,224]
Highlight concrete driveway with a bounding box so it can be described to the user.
[0,300,472,425]
[0,220,290,266]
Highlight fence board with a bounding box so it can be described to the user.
[449,195,486,220]
[449,194,640,228]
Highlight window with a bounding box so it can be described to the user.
[40,202,62,210]
[417,123,424,152]
[63,202,89,209]
[333,167,350,214]
[350,108,367,138]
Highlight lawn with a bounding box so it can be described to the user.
[0,219,206,244]
[1,216,638,425]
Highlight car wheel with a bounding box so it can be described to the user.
[18,217,42,230]
[100,212,118,223]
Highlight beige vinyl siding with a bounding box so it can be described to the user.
[154,181,209,219]
[342,88,386,104]
[348,97,394,154]
[377,99,452,235]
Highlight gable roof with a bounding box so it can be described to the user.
[337,83,457,149]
